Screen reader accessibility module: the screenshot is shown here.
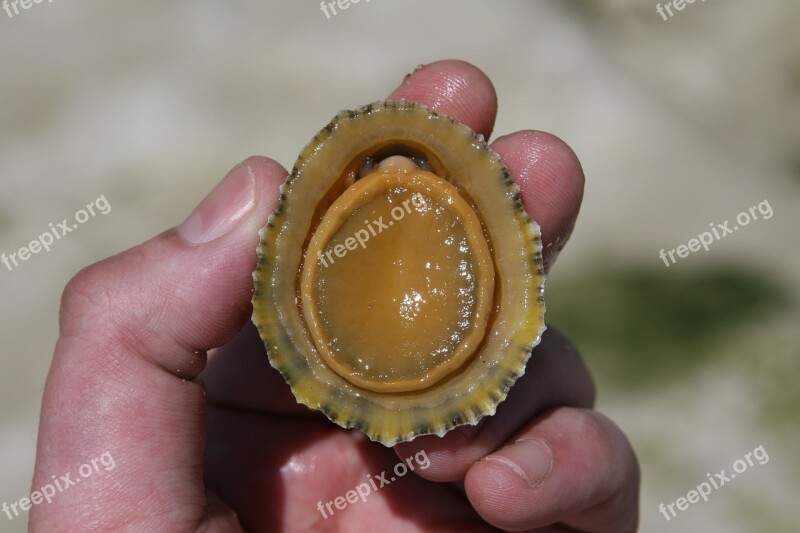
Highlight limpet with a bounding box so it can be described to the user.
[253,101,545,446]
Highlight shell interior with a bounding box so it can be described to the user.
[252,100,545,446]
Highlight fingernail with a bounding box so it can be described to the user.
[178,163,255,244]
[484,438,553,488]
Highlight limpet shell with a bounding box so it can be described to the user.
[252,100,545,446]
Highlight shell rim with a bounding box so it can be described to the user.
[252,99,547,447]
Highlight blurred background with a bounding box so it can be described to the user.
[1,1,798,531]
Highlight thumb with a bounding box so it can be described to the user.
[30,157,286,531]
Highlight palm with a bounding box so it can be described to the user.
[202,323,491,532]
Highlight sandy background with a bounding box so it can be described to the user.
[1,1,798,531]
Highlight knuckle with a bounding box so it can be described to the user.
[59,260,121,336]
[61,264,100,316]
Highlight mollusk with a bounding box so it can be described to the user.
[252,100,545,446]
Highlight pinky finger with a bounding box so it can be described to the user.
[464,407,640,532]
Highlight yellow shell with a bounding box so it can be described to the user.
[252,101,545,446]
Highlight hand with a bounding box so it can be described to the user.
[31,59,639,532]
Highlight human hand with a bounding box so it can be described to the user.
[31,59,639,532]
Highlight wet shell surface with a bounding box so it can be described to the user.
[252,100,546,446]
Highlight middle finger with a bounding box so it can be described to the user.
[394,327,595,482]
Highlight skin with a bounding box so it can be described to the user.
[30,60,640,532]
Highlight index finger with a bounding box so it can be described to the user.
[387,59,499,139]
